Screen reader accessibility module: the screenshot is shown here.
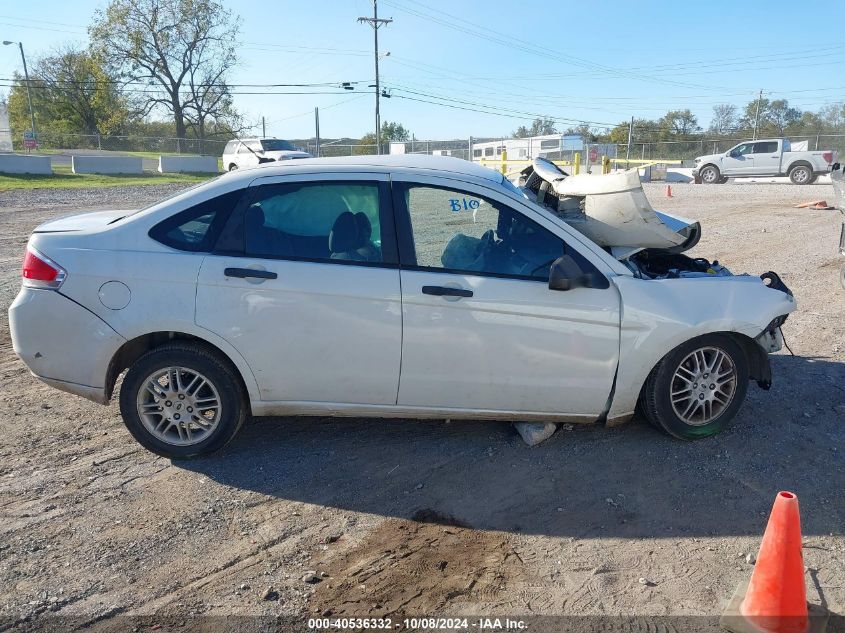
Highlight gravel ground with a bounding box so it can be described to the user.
[0,180,843,631]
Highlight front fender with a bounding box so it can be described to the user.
[608,274,796,419]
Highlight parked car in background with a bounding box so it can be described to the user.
[693,138,838,184]
[9,155,795,458]
[222,138,311,171]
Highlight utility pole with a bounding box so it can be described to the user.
[315,107,320,157]
[752,89,763,140]
[3,41,36,140]
[358,0,392,155]
[261,116,266,138]
[625,115,634,167]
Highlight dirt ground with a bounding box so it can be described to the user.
[0,181,843,632]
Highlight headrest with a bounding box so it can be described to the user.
[354,212,372,240]
[329,211,360,253]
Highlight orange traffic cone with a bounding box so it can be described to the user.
[721,491,829,633]
[666,184,673,198]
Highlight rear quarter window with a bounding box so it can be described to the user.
[149,189,244,252]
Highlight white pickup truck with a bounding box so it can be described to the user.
[692,138,838,185]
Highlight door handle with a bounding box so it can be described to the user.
[422,285,473,298]
[224,267,277,280]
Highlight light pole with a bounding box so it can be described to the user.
[3,40,37,141]
[358,0,392,155]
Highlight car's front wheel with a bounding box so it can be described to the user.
[698,165,721,184]
[119,342,247,458]
[640,334,749,440]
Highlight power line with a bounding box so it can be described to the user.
[380,0,729,92]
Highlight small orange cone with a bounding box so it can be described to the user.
[666,184,673,198]
[721,491,829,633]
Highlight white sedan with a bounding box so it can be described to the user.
[9,155,795,457]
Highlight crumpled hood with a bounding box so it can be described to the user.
[521,159,701,255]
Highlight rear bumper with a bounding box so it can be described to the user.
[9,288,125,404]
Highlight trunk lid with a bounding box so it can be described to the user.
[33,210,132,233]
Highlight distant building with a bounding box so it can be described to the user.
[470,134,616,164]
[0,104,12,152]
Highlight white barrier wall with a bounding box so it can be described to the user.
[158,155,219,173]
[666,168,694,183]
[72,155,143,174]
[0,154,52,175]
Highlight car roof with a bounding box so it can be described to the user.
[221,154,504,185]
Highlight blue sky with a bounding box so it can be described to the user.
[1,0,843,140]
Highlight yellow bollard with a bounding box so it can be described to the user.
[573,152,581,175]
[500,149,507,175]
[602,155,610,174]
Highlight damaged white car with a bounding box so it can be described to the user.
[9,155,795,458]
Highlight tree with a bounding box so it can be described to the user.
[738,97,800,136]
[380,121,410,142]
[767,99,800,135]
[6,45,129,145]
[562,124,599,142]
[660,109,700,137]
[512,117,557,138]
[709,104,737,135]
[89,0,241,146]
[354,121,411,154]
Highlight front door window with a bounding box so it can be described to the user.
[395,183,598,280]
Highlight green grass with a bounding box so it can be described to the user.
[0,164,216,191]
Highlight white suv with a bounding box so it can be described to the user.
[222,138,311,171]
[9,155,795,458]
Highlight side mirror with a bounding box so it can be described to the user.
[549,255,608,291]
[549,255,583,291]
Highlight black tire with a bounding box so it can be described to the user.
[718,176,729,184]
[119,342,248,458]
[699,165,720,184]
[640,334,749,440]
[788,164,812,185]
[228,163,238,171]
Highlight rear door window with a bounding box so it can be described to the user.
[752,141,779,154]
[149,189,244,252]
[241,182,389,265]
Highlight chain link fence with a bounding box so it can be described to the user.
[4,130,845,166]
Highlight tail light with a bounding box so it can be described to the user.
[823,151,833,164]
[22,246,66,289]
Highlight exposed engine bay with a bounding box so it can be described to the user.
[519,157,731,280]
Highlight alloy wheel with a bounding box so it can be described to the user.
[136,366,222,446]
[669,347,737,426]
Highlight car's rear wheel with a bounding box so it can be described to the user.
[699,165,720,184]
[788,164,812,185]
[640,334,749,440]
[228,163,238,171]
[119,342,247,458]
